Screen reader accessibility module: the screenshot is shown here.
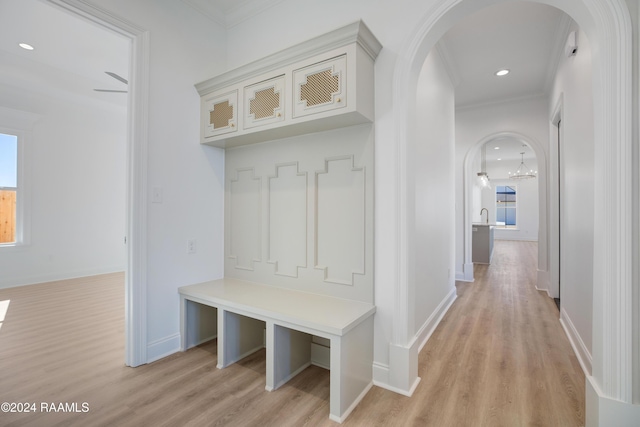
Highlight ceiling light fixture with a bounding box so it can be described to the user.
[494,146,500,150]
[495,69,509,76]
[509,145,537,180]
[477,143,491,189]
[18,43,34,50]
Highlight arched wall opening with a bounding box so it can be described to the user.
[462,132,547,282]
[377,0,633,417]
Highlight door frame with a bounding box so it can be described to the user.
[48,0,149,367]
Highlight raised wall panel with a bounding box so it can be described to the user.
[229,168,262,270]
[268,163,307,277]
[203,91,238,139]
[293,55,347,119]
[223,124,374,303]
[244,76,285,129]
[315,156,365,285]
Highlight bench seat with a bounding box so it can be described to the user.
[179,278,376,423]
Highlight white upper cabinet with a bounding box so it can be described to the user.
[203,90,238,138]
[293,55,346,119]
[195,21,381,148]
[243,75,285,130]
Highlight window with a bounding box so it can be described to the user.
[0,132,19,244]
[496,185,516,229]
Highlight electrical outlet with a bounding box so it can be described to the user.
[187,239,197,254]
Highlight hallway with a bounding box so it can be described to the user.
[346,240,585,426]
[421,240,585,425]
[0,241,585,426]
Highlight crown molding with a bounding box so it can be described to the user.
[195,20,382,96]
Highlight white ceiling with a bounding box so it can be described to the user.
[438,1,569,109]
[0,0,130,109]
[0,0,570,163]
[483,136,538,169]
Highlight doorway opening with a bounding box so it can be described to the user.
[44,0,149,367]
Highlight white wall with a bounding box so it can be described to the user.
[0,96,127,288]
[628,0,640,407]
[455,96,549,280]
[70,0,229,361]
[412,48,456,339]
[549,24,594,371]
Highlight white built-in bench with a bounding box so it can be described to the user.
[179,278,376,423]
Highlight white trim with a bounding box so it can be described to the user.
[536,269,550,294]
[462,131,547,286]
[0,127,31,247]
[560,306,593,376]
[146,333,181,364]
[328,381,373,423]
[195,20,382,96]
[416,288,457,352]
[385,0,633,417]
[549,94,563,301]
[372,363,420,397]
[586,376,640,427]
[0,267,125,290]
[47,0,150,368]
[583,0,633,402]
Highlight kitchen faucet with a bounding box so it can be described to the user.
[480,208,488,224]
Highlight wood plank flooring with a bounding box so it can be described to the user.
[0,241,584,426]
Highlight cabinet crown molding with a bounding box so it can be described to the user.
[195,20,381,96]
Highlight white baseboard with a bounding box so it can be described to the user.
[329,381,374,423]
[455,263,474,282]
[535,269,550,295]
[372,287,456,397]
[373,375,420,397]
[559,307,592,375]
[372,361,390,387]
[586,376,640,427]
[416,288,457,352]
[146,333,181,363]
[0,266,126,289]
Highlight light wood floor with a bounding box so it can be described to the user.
[0,241,584,426]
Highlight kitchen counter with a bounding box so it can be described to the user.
[472,223,494,264]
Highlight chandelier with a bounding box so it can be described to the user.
[509,149,537,180]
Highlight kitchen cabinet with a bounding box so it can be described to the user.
[472,224,494,264]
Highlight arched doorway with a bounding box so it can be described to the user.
[463,132,546,281]
[377,0,633,420]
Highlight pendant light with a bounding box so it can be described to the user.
[508,145,537,180]
[477,143,491,189]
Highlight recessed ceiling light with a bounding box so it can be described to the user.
[494,146,500,150]
[497,158,502,161]
[495,69,510,76]
[18,43,34,50]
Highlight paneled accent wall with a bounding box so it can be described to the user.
[224,124,374,303]
[229,169,262,270]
